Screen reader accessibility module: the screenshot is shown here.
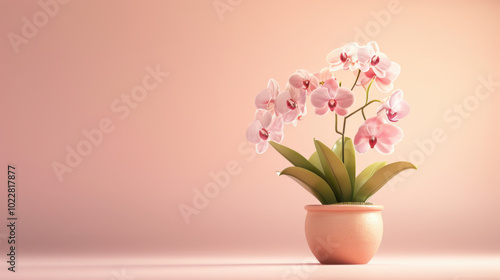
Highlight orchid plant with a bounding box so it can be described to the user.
[246,41,416,204]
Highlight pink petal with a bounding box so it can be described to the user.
[374,53,391,72]
[308,75,320,93]
[268,115,284,133]
[375,77,394,93]
[289,73,304,89]
[377,101,390,115]
[282,108,301,124]
[356,141,370,154]
[246,120,263,144]
[377,123,403,145]
[326,47,343,65]
[372,67,387,78]
[374,142,394,154]
[354,127,370,154]
[269,131,283,143]
[335,107,349,116]
[323,78,339,93]
[357,70,375,86]
[294,87,307,105]
[357,46,372,66]
[392,101,410,121]
[314,105,329,116]
[354,125,371,145]
[257,110,273,128]
[275,90,291,115]
[389,89,404,108]
[334,87,355,109]
[310,88,330,108]
[255,89,272,110]
[315,67,332,82]
[256,140,270,154]
[267,79,280,98]
[367,41,379,53]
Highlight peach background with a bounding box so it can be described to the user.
[0,0,499,265]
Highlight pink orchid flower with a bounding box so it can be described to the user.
[255,79,280,113]
[310,78,355,116]
[357,62,401,93]
[357,41,391,78]
[288,70,319,94]
[246,110,284,154]
[313,67,334,85]
[377,89,410,122]
[326,42,359,71]
[275,85,307,124]
[354,115,403,154]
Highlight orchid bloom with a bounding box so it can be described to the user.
[357,62,401,93]
[246,110,284,154]
[326,42,359,71]
[354,115,403,154]
[310,78,355,116]
[275,85,307,124]
[255,79,280,113]
[314,67,334,85]
[377,89,410,122]
[357,41,391,78]
[288,70,319,94]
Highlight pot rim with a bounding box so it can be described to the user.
[305,204,383,212]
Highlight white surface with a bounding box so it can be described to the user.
[3,255,499,280]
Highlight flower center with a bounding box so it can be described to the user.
[328,99,337,111]
[369,136,377,148]
[303,80,310,89]
[387,110,397,122]
[340,52,348,63]
[259,128,269,140]
[371,55,380,66]
[286,99,298,110]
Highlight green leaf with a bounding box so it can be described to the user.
[279,166,337,204]
[332,137,356,191]
[353,161,417,202]
[314,139,352,202]
[354,161,386,197]
[308,151,323,173]
[269,141,325,179]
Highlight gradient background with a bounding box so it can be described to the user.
[0,0,499,278]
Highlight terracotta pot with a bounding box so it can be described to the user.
[304,204,384,264]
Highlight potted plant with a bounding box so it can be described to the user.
[246,41,416,264]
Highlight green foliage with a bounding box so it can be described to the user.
[270,138,416,204]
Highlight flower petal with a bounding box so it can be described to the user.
[357,46,372,66]
[256,140,270,154]
[314,105,329,116]
[310,87,330,108]
[257,110,273,128]
[377,123,403,145]
[367,41,379,53]
[323,78,339,93]
[246,120,262,144]
[334,87,355,109]
[267,78,280,97]
[374,53,391,72]
[268,115,284,133]
[375,142,394,154]
[389,89,404,108]
[392,101,410,121]
[335,107,349,116]
[275,90,291,115]
[255,89,271,110]
[326,47,343,65]
[289,73,304,89]
[282,108,301,124]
